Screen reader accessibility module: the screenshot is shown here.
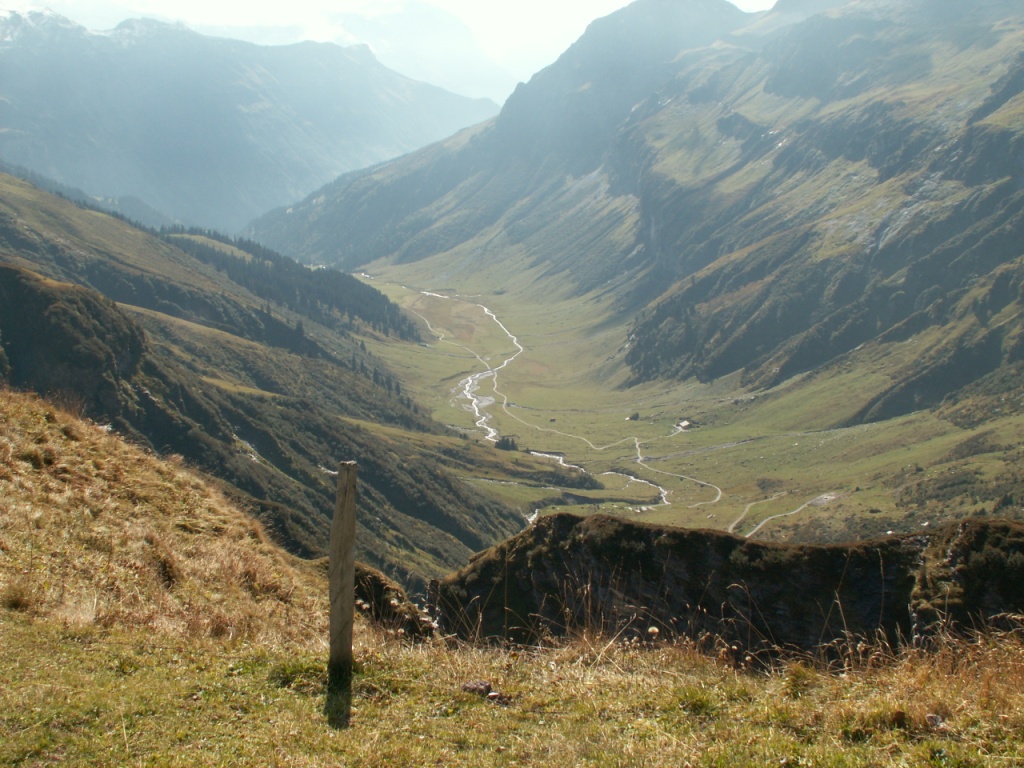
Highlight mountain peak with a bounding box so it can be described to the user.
[342,41,377,63]
[0,8,84,43]
[770,0,849,15]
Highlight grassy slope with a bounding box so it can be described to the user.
[3,388,1024,766]
[0,388,328,643]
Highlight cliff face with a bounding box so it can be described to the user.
[436,513,1024,651]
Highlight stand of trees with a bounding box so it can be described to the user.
[163,228,420,342]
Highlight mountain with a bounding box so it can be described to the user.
[251,0,1024,426]
[193,2,518,102]
[318,2,519,102]
[0,172,535,588]
[0,10,498,232]
[251,0,751,276]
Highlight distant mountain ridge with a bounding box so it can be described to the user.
[0,10,498,231]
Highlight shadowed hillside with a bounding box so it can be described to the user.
[0,173,524,587]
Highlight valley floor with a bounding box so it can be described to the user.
[364,271,1024,545]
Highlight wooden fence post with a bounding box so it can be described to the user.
[329,461,358,686]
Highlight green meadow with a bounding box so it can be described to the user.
[363,267,1024,543]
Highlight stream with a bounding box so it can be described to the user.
[413,290,723,516]
[407,288,842,535]
[416,291,524,441]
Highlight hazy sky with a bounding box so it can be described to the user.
[5,0,778,100]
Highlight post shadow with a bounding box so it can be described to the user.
[325,461,357,729]
[324,666,353,728]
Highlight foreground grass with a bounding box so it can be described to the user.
[4,614,1024,767]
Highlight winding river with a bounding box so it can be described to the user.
[404,287,848,537]
[412,290,722,515]
[404,288,842,535]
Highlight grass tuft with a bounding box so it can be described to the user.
[2,579,36,612]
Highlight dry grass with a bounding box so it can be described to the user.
[3,615,1024,766]
[0,386,327,648]
[3,385,1024,766]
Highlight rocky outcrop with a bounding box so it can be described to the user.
[436,513,1024,651]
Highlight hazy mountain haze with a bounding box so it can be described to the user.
[2,0,777,101]
[0,10,499,230]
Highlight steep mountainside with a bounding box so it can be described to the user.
[251,0,750,284]
[0,10,497,231]
[252,0,1024,427]
[0,173,524,587]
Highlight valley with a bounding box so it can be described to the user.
[366,267,1024,544]
[5,0,1024,591]
[247,0,1024,552]
[6,1,1024,762]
